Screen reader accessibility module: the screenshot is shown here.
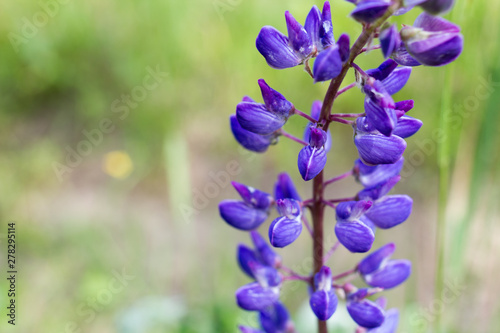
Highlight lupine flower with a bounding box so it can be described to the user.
[354,117,407,165]
[358,243,412,289]
[259,302,295,333]
[219,182,273,230]
[346,288,385,328]
[350,0,391,24]
[419,0,455,15]
[274,172,302,201]
[309,266,338,320]
[230,114,278,153]
[256,2,334,69]
[236,79,293,135]
[303,101,332,152]
[269,199,303,248]
[250,231,282,268]
[358,175,413,229]
[379,24,401,59]
[313,43,343,82]
[335,200,375,252]
[298,127,328,181]
[392,115,423,138]
[401,13,463,67]
[236,282,281,311]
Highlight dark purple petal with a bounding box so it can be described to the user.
[364,259,412,289]
[239,326,265,333]
[305,5,322,52]
[238,244,261,278]
[336,200,373,221]
[274,172,301,201]
[236,282,280,311]
[236,102,286,135]
[365,195,413,229]
[230,115,274,153]
[309,128,328,147]
[414,11,460,32]
[335,220,375,253]
[304,124,332,152]
[354,158,404,188]
[395,100,414,114]
[351,0,390,24]
[364,97,398,136]
[320,1,335,48]
[393,116,423,138]
[347,298,385,328]
[285,11,313,58]
[258,79,293,117]
[310,289,338,320]
[269,216,303,248]
[276,198,302,219]
[298,145,327,181]
[219,200,268,230]
[232,181,273,210]
[366,59,398,81]
[338,33,351,62]
[358,243,396,275]
[256,26,302,69]
[391,42,421,67]
[259,303,294,333]
[250,231,282,268]
[354,132,407,165]
[381,67,412,95]
[380,25,401,59]
[420,0,455,15]
[367,308,399,333]
[313,45,342,82]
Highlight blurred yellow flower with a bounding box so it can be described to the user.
[103,151,133,179]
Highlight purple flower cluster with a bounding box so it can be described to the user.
[221,1,462,332]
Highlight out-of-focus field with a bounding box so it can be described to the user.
[0,0,499,332]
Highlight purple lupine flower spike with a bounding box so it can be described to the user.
[268,199,303,247]
[358,243,412,289]
[259,302,295,333]
[335,200,375,253]
[274,172,302,201]
[420,0,455,15]
[351,0,391,24]
[285,11,313,59]
[310,266,338,320]
[402,13,463,66]
[380,24,401,59]
[230,115,277,153]
[347,289,386,328]
[313,44,343,82]
[298,127,328,180]
[256,26,302,69]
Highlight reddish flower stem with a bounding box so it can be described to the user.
[278,129,308,146]
[324,170,353,187]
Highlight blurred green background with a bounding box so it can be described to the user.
[0,0,499,332]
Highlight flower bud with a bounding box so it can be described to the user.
[268,216,303,248]
[303,101,332,152]
[274,172,302,201]
[320,1,335,48]
[236,102,287,135]
[347,289,386,328]
[237,244,261,278]
[256,26,302,69]
[236,282,280,311]
[258,79,293,118]
[313,44,342,82]
[402,13,463,67]
[335,219,375,253]
[298,128,328,181]
[338,33,351,62]
[305,5,322,53]
[365,195,413,229]
[219,200,269,230]
[310,266,338,320]
[351,0,390,23]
